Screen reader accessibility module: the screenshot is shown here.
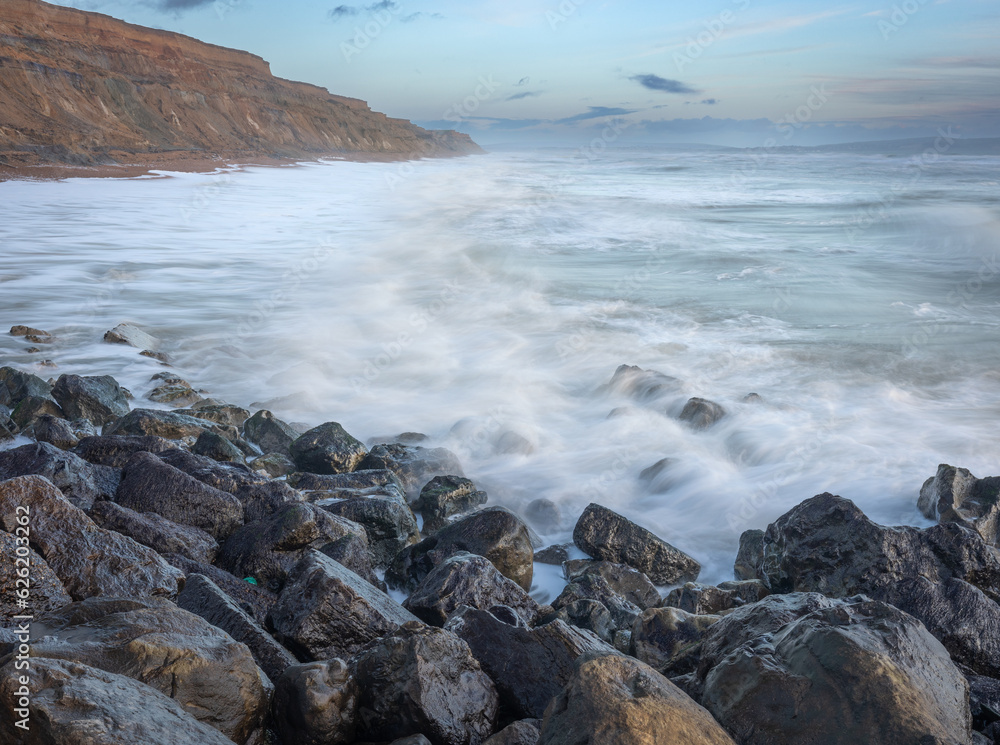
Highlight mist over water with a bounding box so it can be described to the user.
[3,149,999,584]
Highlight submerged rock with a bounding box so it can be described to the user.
[602,364,681,402]
[919,463,1000,546]
[272,659,359,745]
[678,397,727,430]
[359,442,465,498]
[51,373,130,426]
[104,322,160,350]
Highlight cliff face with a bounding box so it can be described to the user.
[0,0,482,167]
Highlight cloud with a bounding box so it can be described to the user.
[402,11,445,22]
[154,0,213,9]
[556,106,636,124]
[630,74,699,94]
[506,91,543,101]
[328,4,360,19]
[701,99,718,105]
[516,77,531,87]
[328,1,400,21]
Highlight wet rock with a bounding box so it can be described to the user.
[351,622,499,745]
[602,364,681,401]
[564,560,661,610]
[116,451,244,540]
[549,599,616,642]
[0,475,183,600]
[105,407,217,439]
[269,550,420,661]
[968,676,1000,734]
[9,324,50,338]
[0,530,71,621]
[320,491,420,569]
[663,580,769,616]
[289,468,404,492]
[0,441,119,510]
[359,443,465,498]
[0,365,53,407]
[631,607,720,675]
[178,573,297,683]
[104,322,160,350]
[538,653,735,745]
[638,457,674,483]
[11,395,64,430]
[743,392,763,403]
[74,433,173,467]
[193,429,246,463]
[445,607,618,719]
[573,503,700,585]
[290,421,368,475]
[30,596,272,744]
[218,502,375,593]
[920,464,1000,545]
[272,659,359,745]
[535,544,570,565]
[733,528,764,581]
[392,737,434,745]
[485,720,541,745]
[244,409,300,455]
[553,572,642,633]
[29,413,78,449]
[51,373,130,426]
[497,430,535,455]
[0,657,237,745]
[253,452,296,478]
[0,417,14,443]
[417,475,488,533]
[693,593,972,745]
[148,383,204,408]
[89,500,219,564]
[162,552,278,625]
[525,498,561,534]
[404,552,540,626]
[678,397,727,430]
[388,507,534,592]
[179,402,252,428]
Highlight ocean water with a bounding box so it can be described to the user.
[2,149,999,587]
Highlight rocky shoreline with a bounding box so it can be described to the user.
[2,322,999,744]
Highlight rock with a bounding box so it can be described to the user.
[359,443,465,498]
[193,429,246,463]
[9,324,50,338]
[148,383,204,408]
[638,457,674,483]
[392,736,433,745]
[524,498,561,534]
[919,464,1000,545]
[162,552,278,625]
[0,441,119,509]
[0,418,15,443]
[602,364,681,401]
[253,452,296,478]
[289,421,368,475]
[496,430,535,455]
[289,468,404,492]
[0,657,237,745]
[272,659,359,745]
[75,434,173,467]
[104,408,217,439]
[177,573,297,683]
[630,607,720,675]
[484,720,541,745]
[535,544,570,565]
[268,550,420,661]
[30,596,272,744]
[418,475,488,533]
[573,503,700,585]
[388,507,534,592]
[549,599,616,642]
[116,451,244,540]
[678,397,727,429]
[179,402,252,428]
[319,491,420,569]
[538,653,736,745]
[0,530,71,621]
[104,322,160,350]
[564,560,661,610]
[693,593,972,745]
[217,503,376,593]
[30,414,79,449]
[552,572,642,633]
[351,622,499,745]
[10,395,64,430]
[0,365,53,407]
[89,500,219,564]
[244,409,300,455]
[663,580,769,616]
[51,373,130,426]
[0,475,183,600]
[445,607,618,719]
[404,552,540,626]
[969,676,1000,734]
[733,528,764,581]
[756,492,1000,677]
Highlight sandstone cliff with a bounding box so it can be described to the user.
[0,0,482,168]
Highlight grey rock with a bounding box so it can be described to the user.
[253,452,296,478]
[104,322,160,350]
[10,395,64,431]
[0,440,119,510]
[51,373,130,426]
[75,434,173,467]
[193,429,246,463]
[272,659,358,745]
[549,599,616,643]
[733,528,764,581]
[104,408,219,439]
[638,457,674,483]
[0,530,71,621]
[89,500,219,564]
[319,491,420,569]
[30,414,79,449]
[359,443,465,498]
[630,607,720,675]
[663,580,769,616]
[179,403,252,428]
[162,553,278,625]
[535,544,570,565]
[553,572,642,633]
[524,498,561,534]
[484,721,541,745]
[602,364,681,402]
[418,475,488,533]
[288,468,404,492]
[290,421,368,475]
[564,560,661,610]
[244,410,300,456]
[919,464,1000,546]
[0,365,53,407]
[678,397,727,430]
[147,383,204,408]
[496,430,535,455]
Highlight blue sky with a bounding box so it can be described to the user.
[51,0,1000,147]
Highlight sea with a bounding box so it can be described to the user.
[2,148,999,592]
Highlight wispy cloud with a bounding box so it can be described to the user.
[402,11,444,22]
[630,74,699,94]
[506,91,544,101]
[556,106,636,124]
[153,0,213,10]
[701,98,719,105]
[328,0,400,21]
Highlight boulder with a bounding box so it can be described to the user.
[289,468,403,492]
[387,507,534,592]
[253,452,296,478]
[638,457,674,483]
[10,395,63,430]
[548,599,616,643]
[601,364,681,402]
[75,434,173,467]
[177,573,298,683]
[538,653,735,745]
[193,429,246,463]
[243,409,300,455]
[104,322,160,350]
[89,500,219,564]
[358,443,465,498]
[217,503,376,593]
[319,491,420,569]
[524,498,562,534]
[919,464,1000,545]
[418,475,489,533]
[678,397,727,429]
[178,402,252,428]
[162,553,277,625]
[404,552,540,626]
[148,384,204,408]
[564,560,661,610]
[351,622,499,745]
[0,475,182,600]
[484,721,541,745]
[446,607,618,719]
[630,607,720,675]
[272,659,359,745]
[733,528,764,581]
[51,374,130,426]
[115,451,244,540]
[692,593,972,745]
[663,580,769,616]
[0,365,52,407]
[30,414,79,450]
[268,550,420,661]
[104,408,217,439]
[0,440,119,510]
[29,596,272,744]
[0,417,14,443]
[573,503,700,585]
[290,421,368,475]
[0,530,71,621]
[552,572,642,633]
[535,544,570,565]
[0,657,236,745]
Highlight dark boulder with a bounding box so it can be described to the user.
[104,322,160,350]
[0,366,52,407]
[678,397,727,429]
[178,403,252,428]
[350,622,499,745]
[564,560,661,610]
[387,507,534,592]
[0,530,71,621]
[573,503,700,585]
[104,408,217,439]
[11,395,64,431]
[404,552,540,626]
[289,468,404,492]
[535,544,570,565]
[51,373,130,426]
[148,383,204,408]
[417,475,488,533]
[268,550,420,661]
[319,491,420,569]
[484,720,541,745]
[193,429,246,463]
[272,659,359,745]
[548,599,616,643]
[358,443,465,498]
[601,364,681,402]
[75,434,172,467]
[630,607,720,675]
[253,452,296,478]
[243,409,300,455]
[920,464,1000,546]
[733,528,764,581]
[89,500,219,564]
[663,580,769,616]
[552,572,642,633]
[290,421,368,475]
[0,475,182,600]
[30,414,79,450]
[162,553,278,625]
[524,498,562,534]
[0,440,119,510]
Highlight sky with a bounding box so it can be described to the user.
[49,0,1000,148]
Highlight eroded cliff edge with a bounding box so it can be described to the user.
[0,0,482,170]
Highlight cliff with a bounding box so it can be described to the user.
[0,0,482,169]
